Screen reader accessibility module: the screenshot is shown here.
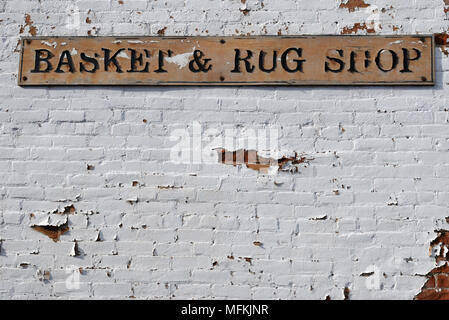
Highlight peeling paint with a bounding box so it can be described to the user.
[31,222,69,242]
[57,204,76,214]
[158,185,183,189]
[70,240,81,257]
[29,205,75,241]
[215,148,312,174]
[435,33,449,56]
[341,22,376,34]
[157,27,167,36]
[240,8,250,15]
[36,269,51,282]
[415,230,449,300]
[117,50,130,59]
[339,0,370,12]
[343,287,350,300]
[310,215,328,221]
[19,14,37,36]
[41,41,57,48]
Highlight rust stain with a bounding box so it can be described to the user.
[31,223,69,242]
[339,0,370,12]
[415,230,449,300]
[86,17,92,24]
[341,22,375,34]
[216,148,311,174]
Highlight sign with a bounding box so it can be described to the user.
[18,35,435,86]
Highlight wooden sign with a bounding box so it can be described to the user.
[18,35,434,86]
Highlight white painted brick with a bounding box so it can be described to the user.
[0,0,448,300]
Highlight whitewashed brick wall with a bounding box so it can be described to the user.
[1,0,449,299]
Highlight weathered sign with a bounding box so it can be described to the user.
[18,35,435,86]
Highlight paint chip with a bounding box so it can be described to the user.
[31,223,69,242]
[415,229,449,300]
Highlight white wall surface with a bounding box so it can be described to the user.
[1,0,449,299]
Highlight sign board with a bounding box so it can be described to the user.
[18,35,435,86]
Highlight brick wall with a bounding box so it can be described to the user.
[1,0,449,299]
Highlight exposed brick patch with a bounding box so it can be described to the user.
[415,230,449,300]
[215,148,312,174]
[339,0,370,12]
[31,223,69,242]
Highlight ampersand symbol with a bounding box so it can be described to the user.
[189,50,212,73]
